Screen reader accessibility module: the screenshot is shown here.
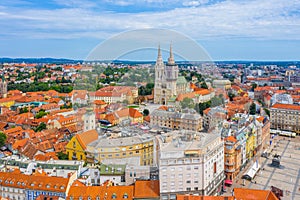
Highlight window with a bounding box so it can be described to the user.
[186,180,191,184]
[214,162,217,174]
[112,193,117,199]
[123,193,128,199]
[186,187,191,191]
[194,187,199,190]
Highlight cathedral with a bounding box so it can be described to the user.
[154,45,189,105]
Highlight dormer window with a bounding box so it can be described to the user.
[123,193,128,199]
[96,196,100,200]
[79,196,83,200]
[31,183,34,186]
[38,184,42,187]
[46,184,50,188]
[60,186,65,190]
[112,193,117,199]
[10,181,13,184]
[88,196,91,200]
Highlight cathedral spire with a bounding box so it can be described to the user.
[168,43,175,65]
[156,44,163,65]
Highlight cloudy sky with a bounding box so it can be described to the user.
[1,0,300,60]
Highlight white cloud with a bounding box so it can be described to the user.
[182,0,209,7]
[1,0,300,40]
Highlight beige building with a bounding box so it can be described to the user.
[157,130,224,199]
[150,108,203,131]
[203,106,227,131]
[91,86,138,104]
[270,103,300,132]
[212,79,231,90]
[154,45,189,105]
[86,134,155,166]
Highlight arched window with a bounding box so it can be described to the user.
[123,193,128,199]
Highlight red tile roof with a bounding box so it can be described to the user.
[271,103,300,111]
[76,130,98,149]
[134,180,159,198]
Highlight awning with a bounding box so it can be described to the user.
[242,160,261,180]
[225,179,233,185]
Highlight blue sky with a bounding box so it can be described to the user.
[1,0,300,61]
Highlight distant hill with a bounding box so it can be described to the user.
[0,58,299,67]
[0,58,82,64]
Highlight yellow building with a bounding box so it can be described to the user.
[65,130,98,161]
[86,134,154,166]
[0,98,15,108]
[245,130,256,160]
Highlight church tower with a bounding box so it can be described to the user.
[165,44,178,96]
[154,45,166,104]
[154,44,184,105]
[0,76,7,98]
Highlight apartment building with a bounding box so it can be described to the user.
[157,130,224,199]
[203,106,227,131]
[270,103,300,132]
[86,134,155,166]
[0,170,76,200]
[150,108,203,131]
[91,86,138,104]
[224,136,242,181]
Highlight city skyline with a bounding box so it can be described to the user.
[1,0,300,60]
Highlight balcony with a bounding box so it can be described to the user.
[225,168,235,173]
[225,162,235,166]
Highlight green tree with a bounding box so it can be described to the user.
[251,83,258,91]
[228,92,235,101]
[143,109,150,116]
[35,110,48,119]
[57,151,68,160]
[20,107,29,114]
[0,132,7,147]
[249,103,256,115]
[196,101,211,115]
[180,97,195,109]
[211,96,223,107]
[200,82,208,89]
[264,108,270,117]
[35,122,47,132]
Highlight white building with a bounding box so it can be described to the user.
[157,130,224,200]
[83,107,96,132]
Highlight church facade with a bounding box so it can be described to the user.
[154,45,188,104]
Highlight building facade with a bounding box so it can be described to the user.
[270,103,300,132]
[150,108,203,131]
[86,134,155,166]
[224,136,242,181]
[157,130,224,199]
